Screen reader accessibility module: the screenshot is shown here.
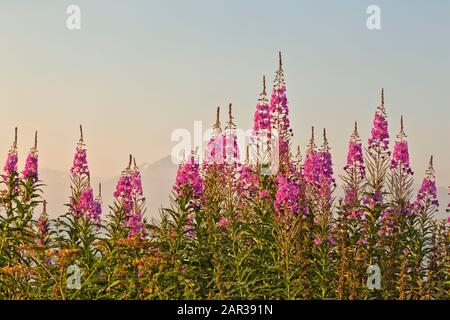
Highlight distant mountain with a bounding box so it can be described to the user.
[98,156,178,220]
[39,159,449,221]
[40,156,178,220]
[39,168,71,218]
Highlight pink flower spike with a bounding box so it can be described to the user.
[173,152,204,208]
[3,127,19,181]
[253,76,272,134]
[23,150,38,182]
[415,156,439,212]
[73,186,102,224]
[205,107,225,165]
[274,174,303,217]
[23,132,39,183]
[344,122,365,179]
[3,150,18,180]
[71,126,89,177]
[127,208,146,238]
[391,117,413,175]
[368,89,389,152]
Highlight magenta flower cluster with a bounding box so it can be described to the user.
[236,165,259,199]
[270,85,290,133]
[223,131,240,164]
[391,140,413,175]
[415,177,439,209]
[2,131,41,192]
[113,163,146,237]
[318,150,335,189]
[71,145,90,177]
[368,112,390,152]
[127,207,146,238]
[343,187,356,206]
[131,167,144,197]
[114,165,144,217]
[114,172,134,214]
[205,135,225,164]
[36,212,49,246]
[378,208,396,237]
[270,85,291,159]
[303,145,335,199]
[3,149,18,180]
[253,101,271,133]
[173,155,204,208]
[274,174,301,217]
[23,149,39,182]
[304,150,321,187]
[344,140,365,178]
[75,187,102,223]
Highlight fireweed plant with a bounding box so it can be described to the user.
[0,53,449,300]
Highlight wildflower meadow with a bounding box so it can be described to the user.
[0,53,449,300]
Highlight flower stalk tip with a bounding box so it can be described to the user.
[260,75,267,99]
[23,132,40,182]
[3,127,20,180]
[128,154,133,170]
[368,89,389,151]
[98,182,102,200]
[391,116,412,174]
[79,125,84,143]
[398,115,407,140]
[308,126,316,151]
[278,51,283,71]
[213,106,221,130]
[415,154,438,209]
[378,88,386,115]
[322,128,329,152]
[34,131,38,150]
[14,127,18,149]
[296,145,302,163]
[426,155,435,179]
[274,52,285,87]
[226,103,236,130]
[344,121,365,179]
[352,121,359,140]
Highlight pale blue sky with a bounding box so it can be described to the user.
[0,0,449,186]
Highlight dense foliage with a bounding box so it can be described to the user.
[0,54,449,300]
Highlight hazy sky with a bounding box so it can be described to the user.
[0,0,449,186]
